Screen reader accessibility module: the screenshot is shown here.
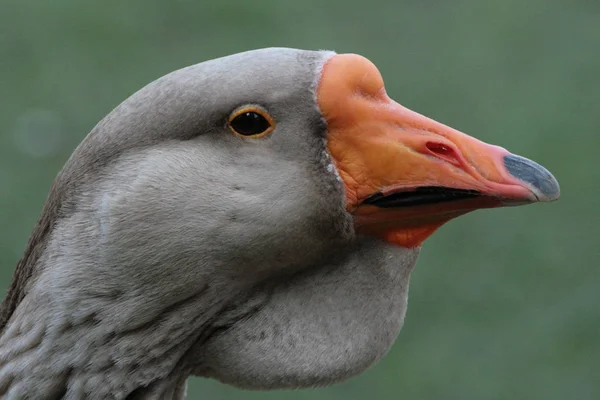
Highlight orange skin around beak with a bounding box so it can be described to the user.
[317,54,559,248]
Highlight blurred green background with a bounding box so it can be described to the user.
[1,0,598,399]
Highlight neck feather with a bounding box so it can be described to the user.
[0,232,224,399]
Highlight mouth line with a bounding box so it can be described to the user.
[361,186,484,208]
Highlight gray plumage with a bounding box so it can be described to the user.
[0,47,558,399]
[0,48,418,399]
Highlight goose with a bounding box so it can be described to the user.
[0,48,559,399]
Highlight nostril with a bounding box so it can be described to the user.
[426,142,461,166]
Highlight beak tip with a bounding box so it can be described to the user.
[503,154,560,203]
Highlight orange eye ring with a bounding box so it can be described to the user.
[227,106,275,138]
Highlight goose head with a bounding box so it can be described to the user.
[0,48,559,398]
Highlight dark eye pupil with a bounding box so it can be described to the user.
[230,112,271,136]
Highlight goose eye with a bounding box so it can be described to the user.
[228,107,274,138]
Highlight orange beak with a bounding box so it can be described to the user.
[317,54,560,248]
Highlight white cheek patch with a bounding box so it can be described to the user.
[94,163,147,240]
[312,52,343,186]
[96,183,131,240]
[98,192,114,238]
[323,148,342,184]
